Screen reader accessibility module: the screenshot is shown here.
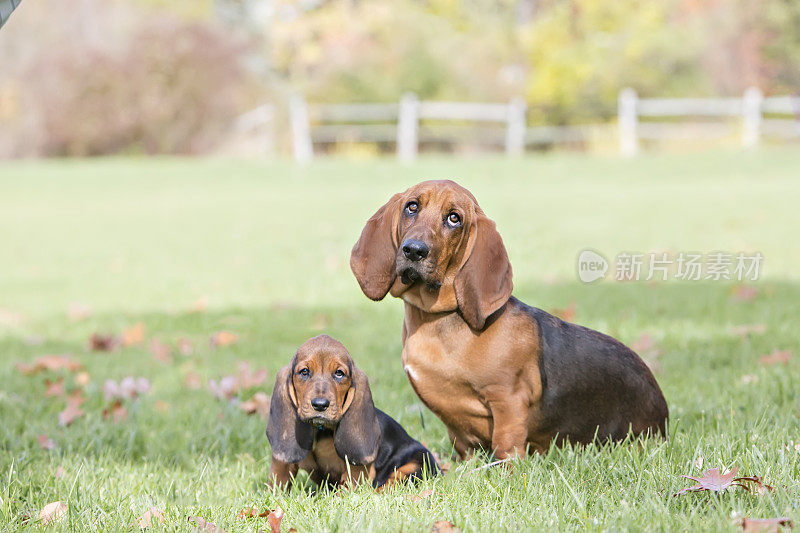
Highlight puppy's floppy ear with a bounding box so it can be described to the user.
[454,211,513,330]
[334,366,379,465]
[266,362,312,464]
[350,193,403,301]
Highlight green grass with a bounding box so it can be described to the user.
[1,149,799,531]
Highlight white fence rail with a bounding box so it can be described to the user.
[618,87,800,156]
[235,88,800,160]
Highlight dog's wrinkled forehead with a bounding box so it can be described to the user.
[402,179,479,210]
[295,334,351,368]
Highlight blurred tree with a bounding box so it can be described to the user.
[520,0,703,124]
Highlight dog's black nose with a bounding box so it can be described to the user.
[310,397,330,412]
[402,240,429,262]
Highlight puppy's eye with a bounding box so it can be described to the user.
[446,212,461,227]
[405,201,419,215]
[298,368,310,378]
[333,369,346,380]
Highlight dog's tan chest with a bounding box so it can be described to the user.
[402,319,493,445]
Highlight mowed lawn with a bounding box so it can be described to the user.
[1,149,799,531]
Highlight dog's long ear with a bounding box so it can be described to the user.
[350,193,403,301]
[266,363,312,464]
[454,211,513,330]
[334,366,379,465]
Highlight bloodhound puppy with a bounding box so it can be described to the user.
[266,335,439,490]
[350,180,669,461]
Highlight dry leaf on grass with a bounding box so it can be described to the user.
[102,400,128,423]
[732,285,759,302]
[406,489,434,502]
[208,376,238,400]
[104,377,151,401]
[37,434,55,450]
[240,392,271,419]
[16,355,83,374]
[58,393,86,426]
[44,378,65,397]
[90,333,119,352]
[136,507,165,529]
[267,506,284,533]
[210,331,238,348]
[759,350,792,366]
[739,517,793,532]
[431,520,460,533]
[237,362,269,389]
[674,467,773,496]
[149,339,173,364]
[551,302,576,322]
[38,501,67,525]
[121,323,146,347]
[188,516,227,532]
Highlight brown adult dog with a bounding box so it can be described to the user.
[350,180,668,460]
[266,335,439,489]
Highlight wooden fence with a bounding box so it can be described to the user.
[234,89,800,160]
[619,87,800,156]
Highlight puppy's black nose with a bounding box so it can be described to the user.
[310,397,330,412]
[402,240,429,262]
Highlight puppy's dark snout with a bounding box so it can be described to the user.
[310,397,330,412]
[402,240,429,262]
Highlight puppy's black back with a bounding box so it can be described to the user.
[371,409,440,488]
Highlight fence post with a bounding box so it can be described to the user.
[618,88,639,157]
[742,86,763,148]
[397,92,419,163]
[505,97,527,156]
[289,95,312,163]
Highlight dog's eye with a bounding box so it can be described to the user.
[446,212,461,227]
[333,369,346,380]
[405,201,419,215]
[298,368,310,378]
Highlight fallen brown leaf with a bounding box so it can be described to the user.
[267,506,284,533]
[136,507,165,529]
[58,393,86,426]
[37,434,56,450]
[103,400,128,423]
[431,520,460,533]
[240,392,271,419]
[406,489,434,502]
[759,350,792,366]
[155,400,171,413]
[149,339,173,364]
[208,376,238,400]
[238,508,261,519]
[631,332,663,372]
[739,517,793,532]
[732,285,759,302]
[191,296,208,313]
[121,323,146,347]
[104,377,151,401]
[16,355,83,374]
[189,516,226,532]
[674,467,773,496]
[551,302,576,322]
[237,362,269,389]
[90,333,119,352]
[44,378,65,397]
[210,331,238,348]
[38,501,67,525]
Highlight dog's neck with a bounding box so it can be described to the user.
[392,279,458,314]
